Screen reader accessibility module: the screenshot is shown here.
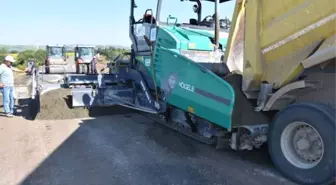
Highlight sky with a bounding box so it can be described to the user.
[0,0,235,47]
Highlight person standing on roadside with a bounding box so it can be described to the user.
[0,55,16,117]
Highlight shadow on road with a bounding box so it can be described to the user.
[0,98,32,118]
[11,98,39,120]
[17,112,294,185]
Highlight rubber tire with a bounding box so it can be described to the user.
[76,64,80,74]
[86,64,90,74]
[268,102,335,185]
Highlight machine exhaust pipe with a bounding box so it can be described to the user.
[214,0,220,50]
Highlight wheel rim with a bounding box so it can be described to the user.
[280,121,324,169]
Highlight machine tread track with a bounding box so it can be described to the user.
[142,113,217,145]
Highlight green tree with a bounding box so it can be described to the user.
[97,47,129,61]
[9,50,19,54]
[0,47,8,61]
[12,49,47,69]
[14,50,35,69]
[34,49,46,66]
[0,48,7,55]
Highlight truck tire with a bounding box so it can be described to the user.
[268,102,335,185]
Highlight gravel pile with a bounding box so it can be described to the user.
[14,73,30,86]
[36,89,135,120]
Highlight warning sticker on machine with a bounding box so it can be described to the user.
[168,75,177,90]
[145,58,151,67]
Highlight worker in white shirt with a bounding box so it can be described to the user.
[0,55,16,117]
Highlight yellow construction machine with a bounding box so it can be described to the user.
[225,0,335,184]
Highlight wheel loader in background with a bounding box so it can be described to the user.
[44,44,68,74]
[26,0,335,184]
[74,45,97,74]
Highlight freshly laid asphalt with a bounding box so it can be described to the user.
[0,113,297,185]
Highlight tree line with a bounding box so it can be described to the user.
[0,46,129,70]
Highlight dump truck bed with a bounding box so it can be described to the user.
[224,0,336,97]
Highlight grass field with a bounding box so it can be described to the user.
[66,52,74,56]
[11,53,18,58]
[0,53,18,58]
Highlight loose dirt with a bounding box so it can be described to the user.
[14,72,30,85]
[36,88,135,120]
[36,89,86,120]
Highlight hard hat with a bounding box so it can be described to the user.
[4,55,15,63]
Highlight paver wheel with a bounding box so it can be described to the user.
[268,102,335,185]
[76,63,80,74]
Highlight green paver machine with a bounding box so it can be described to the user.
[27,0,335,184]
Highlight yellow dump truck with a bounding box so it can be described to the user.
[225,0,335,184]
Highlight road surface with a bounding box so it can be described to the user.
[0,114,297,185]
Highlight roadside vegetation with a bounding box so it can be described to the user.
[0,46,129,70]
